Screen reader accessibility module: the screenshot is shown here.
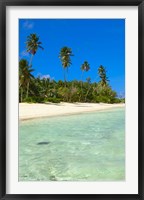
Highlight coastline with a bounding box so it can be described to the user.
[19,102,125,121]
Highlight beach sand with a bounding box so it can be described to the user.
[19,102,125,120]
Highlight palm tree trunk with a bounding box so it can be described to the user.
[26,81,29,99]
[81,71,83,89]
[85,85,91,102]
[29,54,34,66]
[21,87,23,102]
[63,69,66,82]
[64,68,67,87]
[66,67,69,82]
[80,71,84,102]
[26,54,33,100]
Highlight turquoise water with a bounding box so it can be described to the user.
[19,107,125,181]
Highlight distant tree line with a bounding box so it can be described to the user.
[19,33,125,104]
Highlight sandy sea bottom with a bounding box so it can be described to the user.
[19,107,125,181]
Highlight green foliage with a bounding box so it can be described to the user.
[81,61,90,72]
[19,59,34,102]
[26,33,44,55]
[59,46,73,82]
[19,60,122,104]
[44,97,62,103]
[98,65,109,86]
[120,98,125,103]
[24,96,45,103]
[59,46,73,69]
[114,98,125,103]
[19,35,124,104]
[23,97,37,103]
[19,77,120,104]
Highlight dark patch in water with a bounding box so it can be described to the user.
[50,175,57,181]
[37,142,50,145]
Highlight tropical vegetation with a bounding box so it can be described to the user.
[19,33,125,104]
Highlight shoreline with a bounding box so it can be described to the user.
[19,102,125,121]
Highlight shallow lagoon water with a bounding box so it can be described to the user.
[19,107,125,181]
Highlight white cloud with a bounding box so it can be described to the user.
[36,73,55,81]
[23,20,34,29]
[40,74,51,79]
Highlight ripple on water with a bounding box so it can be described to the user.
[19,107,125,181]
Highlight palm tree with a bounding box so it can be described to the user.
[26,33,44,65]
[59,46,73,83]
[80,61,90,97]
[80,61,90,83]
[19,59,34,101]
[85,77,91,102]
[40,77,51,98]
[98,65,109,86]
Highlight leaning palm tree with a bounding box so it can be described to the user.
[59,46,73,83]
[26,33,44,65]
[19,59,34,101]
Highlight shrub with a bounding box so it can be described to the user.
[23,97,37,103]
[44,97,61,103]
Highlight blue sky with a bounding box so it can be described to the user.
[19,19,125,96]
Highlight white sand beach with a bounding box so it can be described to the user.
[19,102,125,120]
